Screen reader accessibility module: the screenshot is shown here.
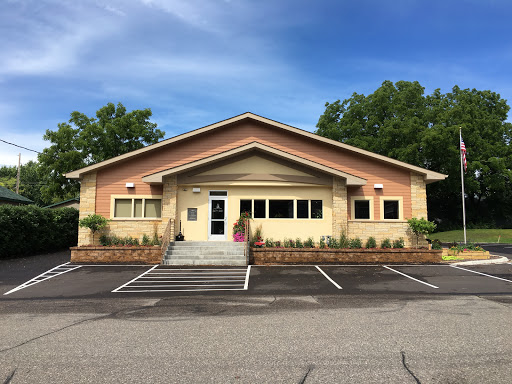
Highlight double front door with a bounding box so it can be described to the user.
[208,191,227,241]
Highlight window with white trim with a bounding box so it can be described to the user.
[113,197,162,218]
[379,196,403,220]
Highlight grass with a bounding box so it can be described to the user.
[442,255,464,261]
[432,229,512,243]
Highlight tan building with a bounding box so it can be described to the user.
[66,113,446,249]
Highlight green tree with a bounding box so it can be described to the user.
[0,161,46,205]
[38,102,165,203]
[316,81,512,228]
[79,214,110,244]
[408,218,437,248]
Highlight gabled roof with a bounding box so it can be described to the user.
[0,186,33,204]
[65,112,447,182]
[43,197,80,209]
[142,142,367,186]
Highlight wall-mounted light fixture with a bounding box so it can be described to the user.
[192,187,201,193]
[126,182,134,188]
[374,184,383,189]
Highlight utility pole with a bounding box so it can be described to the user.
[16,153,21,194]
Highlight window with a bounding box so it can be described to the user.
[383,201,399,219]
[269,200,293,218]
[354,200,370,219]
[254,200,266,218]
[311,200,323,219]
[297,200,309,218]
[351,197,374,220]
[379,197,403,220]
[240,200,252,216]
[112,196,162,218]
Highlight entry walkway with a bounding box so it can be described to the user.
[112,265,251,292]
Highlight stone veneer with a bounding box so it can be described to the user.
[70,246,161,264]
[251,248,442,264]
[347,220,415,247]
[78,172,97,246]
[332,177,348,238]
[410,173,428,219]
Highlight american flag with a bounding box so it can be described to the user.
[460,133,467,172]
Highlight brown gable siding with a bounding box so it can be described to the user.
[96,121,412,218]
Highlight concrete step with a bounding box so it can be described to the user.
[165,248,245,256]
[162,259,247,266]
[169,241,245,248]
[164,254,246,260]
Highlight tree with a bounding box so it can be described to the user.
[0,161,46,206]
[38,103,165,203]
[408,218,437,248]
[79,214,110,244]
[316,81,512,229]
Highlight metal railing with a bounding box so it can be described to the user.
[244,218,250,265]
[161,218,175,260]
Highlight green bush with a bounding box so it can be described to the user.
[0,205,79,258]
[392,238,405,248]
[295,238,304,248]
[381,238,392,248]
[431,239,442,250]
[329,237,339,248]
[339,233,350,248]
[319,237,326,249]
[284,238,293,248]
[265,238,275,247]
[304,237,315,248]
[365,237,377,249]
[142,234,151,246]
[349,237,362,249]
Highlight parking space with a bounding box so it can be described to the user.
[113,266,251,292]
[2,262,511,298]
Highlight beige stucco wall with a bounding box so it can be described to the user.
[176,185,333,242]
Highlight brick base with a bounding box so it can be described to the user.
[251,248,442,264]
[70,246,162,264]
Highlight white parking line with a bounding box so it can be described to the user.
[111,265,158,292]
[383,266,439,289]
[451,265,512,283]
[4,263,82,295]
[113,266,251,292]
[315,266,342,289]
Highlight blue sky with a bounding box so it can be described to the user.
[1,0,511,166]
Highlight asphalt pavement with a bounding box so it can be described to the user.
[1,251,512,383]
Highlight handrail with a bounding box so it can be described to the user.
[161,218,175,259]
[244,218,250,265]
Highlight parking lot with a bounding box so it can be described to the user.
[3,262,512,298]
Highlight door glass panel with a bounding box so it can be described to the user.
[211,221,225,235]
[211,199,225,219]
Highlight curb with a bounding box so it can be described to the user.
[452,255,510,266]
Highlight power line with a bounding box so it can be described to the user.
[0,139,42,154]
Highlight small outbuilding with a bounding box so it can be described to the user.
[0,185,33,206]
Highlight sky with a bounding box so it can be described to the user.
[1,0,511,166]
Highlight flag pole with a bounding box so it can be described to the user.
[460,128,467,244]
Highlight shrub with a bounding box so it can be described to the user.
[392,238,405,248]
[151,232,161,246]
[431,239,442,250]
[142,234,151,246]
[295,238,304,248]
[275,240,282,248]
[365,237,377,249]
[304,237,315,248]
[407,217,436,248]
[79,214,110,243]
[319,237,326,249]
[349,237,362,249]
[283,238,294,248]
[329,237,339,249]
[381,238,392,248]
[339,233,350,248]
[0,205,78,258]
[265,238,274,247]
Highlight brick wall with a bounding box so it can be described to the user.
[70,246,161,264]
[251,248,442,264]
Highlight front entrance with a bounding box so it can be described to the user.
[208,191,228,241]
